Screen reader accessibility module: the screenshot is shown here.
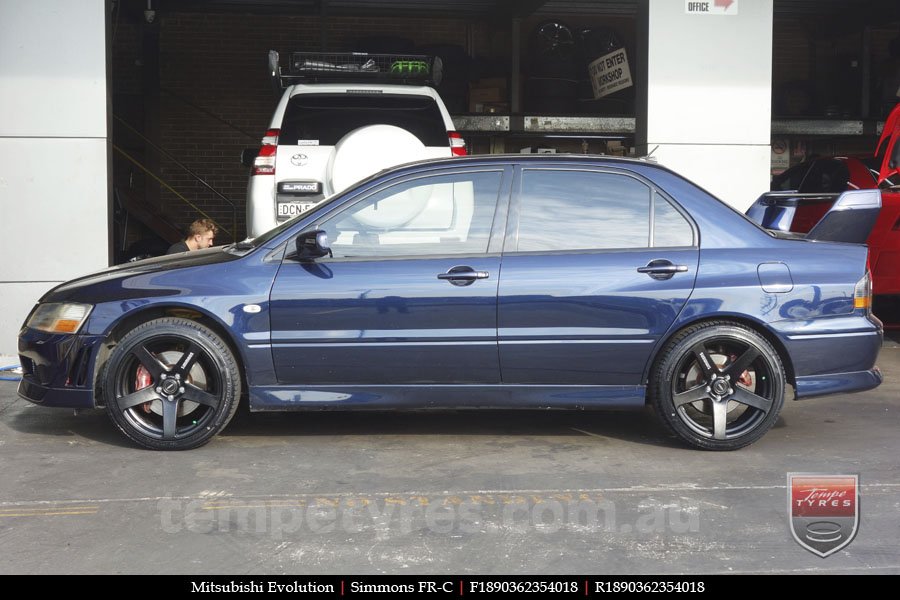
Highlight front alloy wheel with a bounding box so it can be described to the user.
[102,317,241,450]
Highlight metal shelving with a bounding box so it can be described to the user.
[453,115,885,137]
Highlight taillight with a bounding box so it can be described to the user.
[449,131,467,156]
[854,270,872,312]
[252,128,279,176]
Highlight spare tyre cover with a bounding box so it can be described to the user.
[327,124,426,195]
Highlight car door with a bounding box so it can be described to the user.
[269,167,510,385]
[876,101,900,184]
[498,166,699,385]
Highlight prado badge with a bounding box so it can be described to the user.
[788,473,859,557]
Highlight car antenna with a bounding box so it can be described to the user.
[643,145,660,163]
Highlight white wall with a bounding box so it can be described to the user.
[0,0,109,355]
[641,0,773,211]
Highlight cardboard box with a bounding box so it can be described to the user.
[469,86,505,104]
[468,78,508,112]
[473,77,507,89]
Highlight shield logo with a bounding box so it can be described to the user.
[788,473,859,557]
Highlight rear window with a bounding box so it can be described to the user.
[771,159,851,193]
[279,94,449,147]
[798,159,851,193]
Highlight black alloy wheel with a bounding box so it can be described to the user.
[650,322,786,450]
[102,317,241,450]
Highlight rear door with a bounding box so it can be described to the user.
[497,166,699,385]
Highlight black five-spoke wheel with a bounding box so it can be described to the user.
[102,317,241,450]
[650,321,786,450]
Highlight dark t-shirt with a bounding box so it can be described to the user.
[166,240,190,255]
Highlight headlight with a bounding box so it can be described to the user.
[26,303,93,334]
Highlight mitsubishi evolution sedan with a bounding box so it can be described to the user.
[18,155,883,451]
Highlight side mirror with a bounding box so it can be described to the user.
[296,229,332,261]
[240,148,259,168]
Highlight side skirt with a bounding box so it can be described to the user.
[249,384,647,411]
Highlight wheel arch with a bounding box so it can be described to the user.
[646,315,796,391]
[92,304,249,408]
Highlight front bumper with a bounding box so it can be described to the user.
[17,328,103,408]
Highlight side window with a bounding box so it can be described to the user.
[771,161,811,191]
[653,195,694,247]
[517,170,691,251]
[799,159,850,194]
[319,171,503,258]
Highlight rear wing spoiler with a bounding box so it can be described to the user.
[268,50,443,92]
[747,189,881,244]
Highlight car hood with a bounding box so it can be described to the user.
[40,247,242,303]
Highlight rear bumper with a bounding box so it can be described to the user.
[794,367,883,399]
[777,316,883,398]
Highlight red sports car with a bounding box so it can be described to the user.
[749,103,900,295]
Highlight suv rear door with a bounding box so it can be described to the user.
[274,92,452,216]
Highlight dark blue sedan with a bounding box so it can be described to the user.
[18,155,883,450]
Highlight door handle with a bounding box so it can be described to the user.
[637,259,688,280]
[437,266,490,286]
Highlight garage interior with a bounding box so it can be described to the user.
[2,0,900,356]
[110,0,900,259]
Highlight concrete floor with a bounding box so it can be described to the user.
[0,340,898,575]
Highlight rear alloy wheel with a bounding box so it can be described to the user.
[102,317,241,450]
[650,322,785,450]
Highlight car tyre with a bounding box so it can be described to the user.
[102,317,241,450]
[649,321,785,450]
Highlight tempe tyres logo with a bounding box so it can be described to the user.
[788,473,859,557]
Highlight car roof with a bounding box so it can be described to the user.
[381,153,670,175]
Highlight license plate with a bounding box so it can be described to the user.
[277,201,317,218]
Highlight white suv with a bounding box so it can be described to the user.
[245,52,466,237]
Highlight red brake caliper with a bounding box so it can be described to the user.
[729,354,753,386]
[135,365,153,413]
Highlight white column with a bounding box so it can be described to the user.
[0,0,110,355]
[638,0,772,212]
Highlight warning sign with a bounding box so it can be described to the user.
[685,0,739,15]
[588,48,633,99]
[771,138,789,175]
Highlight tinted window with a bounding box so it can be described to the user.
[771,161,812,191]
[654,196,694,247]
[280,94,448,146]
[799,159,850,193]
[517,170,652,251]
[320,171,502,258]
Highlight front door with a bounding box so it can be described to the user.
[270,167,509,385]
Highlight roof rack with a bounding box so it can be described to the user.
[268,51,443,89]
